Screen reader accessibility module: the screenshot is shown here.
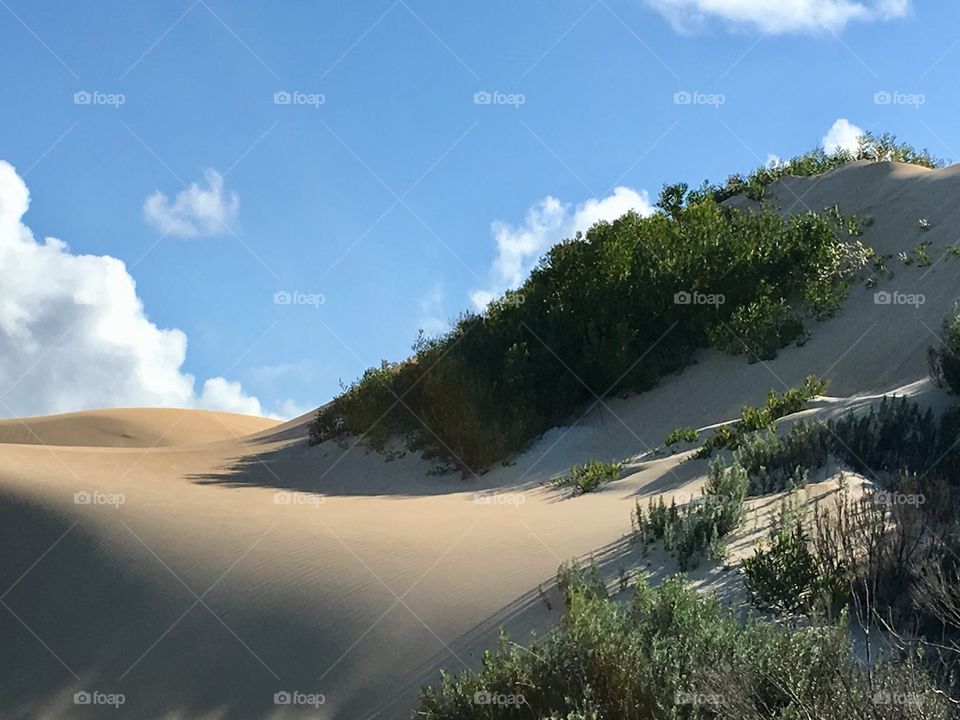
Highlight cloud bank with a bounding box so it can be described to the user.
[0,160,284,418]
[647,0,910,34]
[471,186,654,310]
[144,169,239,238]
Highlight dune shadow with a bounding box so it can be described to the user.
[189,435,480,498]
[0,492,353,720]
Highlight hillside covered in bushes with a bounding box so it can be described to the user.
[309,134,942,471]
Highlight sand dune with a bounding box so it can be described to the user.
[2,161,959,719]
[0,408,280,448]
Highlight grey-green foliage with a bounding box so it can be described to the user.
[415,572,950,719]
[635,457,747,570]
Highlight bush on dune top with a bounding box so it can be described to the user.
[310,136,941,472]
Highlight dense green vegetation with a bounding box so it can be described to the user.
[712,131,943,203]
[310,134,943,472]
[311,185,866,471]
[416,569,950,719]
[733,395,960,491]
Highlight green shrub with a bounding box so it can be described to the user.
[735,420,830,494]
[742,499,846,616]
[665,426,699,447]
[929,301,960,395]
[560,460,623,494]
[710,290,804,362]
[744,518,820,614]
[635,457,747,569]
[696,376,827,459]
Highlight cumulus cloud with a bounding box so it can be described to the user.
[646,0,910,34]
[471,186,653,310]
[0,160,293,419]
[143,169,239,238]
[822,118,864,154]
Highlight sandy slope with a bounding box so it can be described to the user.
[0,408,280,448]
[1,161,959,720]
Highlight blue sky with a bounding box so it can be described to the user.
[0,0,957,418]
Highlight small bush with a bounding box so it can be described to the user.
[696,376,827,459]
[743,499,845,616]
[735,420,830,494]
[635,457,747,569]
[561,459,622,494]
[664,426,699,447]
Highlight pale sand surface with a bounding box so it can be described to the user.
[1,161,959,719]
[0,408,280,448]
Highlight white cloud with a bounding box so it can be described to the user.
[471,186,653,310]
[143,169,239,238]
[646,0,910,34]
[822,118,864,154]
[0,160,298,419]
[418,282,449,337]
